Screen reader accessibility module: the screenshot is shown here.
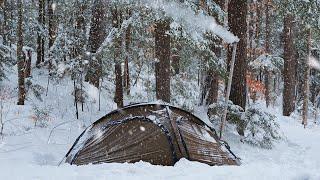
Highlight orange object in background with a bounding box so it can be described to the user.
[246,72,266,102]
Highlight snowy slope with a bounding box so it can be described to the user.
[1,68,320,180]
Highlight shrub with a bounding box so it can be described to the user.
[208,100,245,135]
[31,105,53,128]
[243,107,281,149]
[208,101,281,149]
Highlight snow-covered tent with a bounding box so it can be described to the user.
[64,103,240,166]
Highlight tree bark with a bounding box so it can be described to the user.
[124,10,131,95]
[25,50,32,78]
[282,14,296,116]
[36,0,45,67]
[112,7,124,108]
[264,0,271,107]
[48,0,56,49]
[204,69,219,105]
[0,0,4,42]
[17,0,25,105]
[302,28,312,127]
[255,0,262,59]
[155,20,171,103]
[228,0,247,110]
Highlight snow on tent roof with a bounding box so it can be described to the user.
[63,103,240,166]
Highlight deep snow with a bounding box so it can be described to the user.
[1,68,320,180]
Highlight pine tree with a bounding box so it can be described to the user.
[86,0,107,88]
[199,0,224,106]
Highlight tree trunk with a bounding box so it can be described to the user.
[47,0,56,72]
[75,3,86,57]
[112,7,124,108]
[155,20,171,103]
[17,0,25,105]
[114,63,123,108]
[124,11,131,95]
[74,80,79,119]
[48,0,56,49]
[205,69,219,105]
[36,0,45,67]
[248,1,255,61]
[25,50,32,78]
[302,28,312,127]
[124,57,130,95]
[255,0,262,58]
[282,14,296,116]
[264,0,271,107]
[0,0,4,42]
[86,0,107,88]
[228,0,247,110]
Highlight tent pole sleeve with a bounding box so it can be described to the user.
[165,107,189,159]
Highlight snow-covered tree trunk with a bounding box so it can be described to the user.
[155,20,171,103]
[283,14,296,116]
[302,28,312,127]
[17,0,25,105]
[228,0,247,110]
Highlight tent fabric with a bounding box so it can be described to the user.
[64,103,240,166]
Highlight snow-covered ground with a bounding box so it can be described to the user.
[1,68,320,180]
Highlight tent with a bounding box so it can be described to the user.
[64,103,240,166]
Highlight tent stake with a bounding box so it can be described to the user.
[219,42,238,139]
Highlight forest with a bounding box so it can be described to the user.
[0,0,320,179]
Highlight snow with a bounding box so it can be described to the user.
[309,56,320,70]
[1,67,320,179]
[249,53,284,71]
[145,0,239,44]
[1,116,320,180]
[140,126,146,131]
[51,3,57,12]
[201,128,216,143]
[86,84,99,102]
